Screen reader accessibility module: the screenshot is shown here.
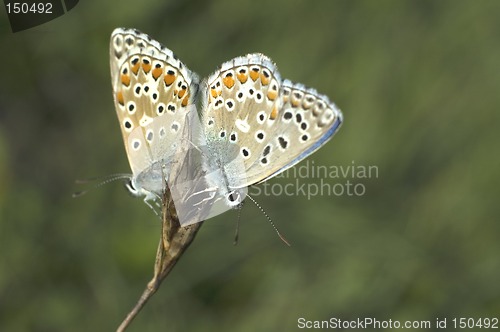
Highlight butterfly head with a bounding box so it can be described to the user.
[124,177,140,197]
[125,176,159,202]
[225,188,246,208]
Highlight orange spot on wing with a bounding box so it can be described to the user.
[291,99,300,107]
[211,89,218,98]
[270,106,278,120]
[131,63,140,75]
[142,62,151,73]
[178,88,186,98]
[152,67,163,80]
[116,91,124,105]
[164,73,176,86]
[249,70,259,81]
[237,73,248,83]
[267,90,278,101]
[223,76,235,89]
[182,94,189,107]
[260,73,270,85]
[121,74,130,87]
[302,100,313,109]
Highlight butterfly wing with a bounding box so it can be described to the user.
[110,28,199,184]
[201,53,342,189]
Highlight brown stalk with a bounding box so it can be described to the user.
[116,187,203,332]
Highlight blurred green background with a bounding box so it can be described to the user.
[1,0,500,331]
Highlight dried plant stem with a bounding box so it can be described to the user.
[116,187,203,332]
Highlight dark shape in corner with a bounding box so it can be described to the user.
[5,0,80,33]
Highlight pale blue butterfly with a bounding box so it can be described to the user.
[110,28,200,212]
[199,54,343,210]
[109,28,343,224]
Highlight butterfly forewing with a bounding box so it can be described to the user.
[110,28,199,177]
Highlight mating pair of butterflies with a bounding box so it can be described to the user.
[110,28,343,225]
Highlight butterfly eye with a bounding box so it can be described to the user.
[125,179,140,197]
[226,190,244,207]
[228,192,238,202]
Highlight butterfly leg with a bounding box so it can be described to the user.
[143,196,162,219]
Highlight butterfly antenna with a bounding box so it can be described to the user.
[245,195,291,247]
[72,174,132,198]
[233,201,244,246]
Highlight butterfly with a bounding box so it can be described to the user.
[109,28,343,224]
[110,28,200,211]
